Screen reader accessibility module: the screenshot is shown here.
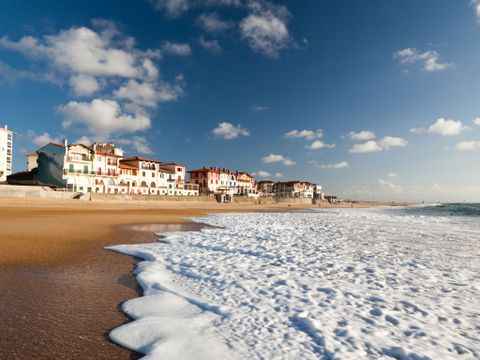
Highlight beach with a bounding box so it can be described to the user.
[0,195,320,359]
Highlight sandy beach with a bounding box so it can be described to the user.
[0,196,321,359]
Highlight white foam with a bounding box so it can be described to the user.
[108,208,480,359]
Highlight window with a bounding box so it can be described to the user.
[69,164,74,172]
[142,171,146,177]
[152,173,155,177]
[177,167,182,172]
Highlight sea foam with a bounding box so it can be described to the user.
[108,207,480,359]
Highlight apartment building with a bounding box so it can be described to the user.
[0,125,14,182]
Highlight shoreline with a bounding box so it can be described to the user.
[0,196,411,359]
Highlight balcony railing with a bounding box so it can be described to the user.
[67,156,92,162]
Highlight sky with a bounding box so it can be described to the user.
[1,0,480,202]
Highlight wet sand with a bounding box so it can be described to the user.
[0,196,311,359]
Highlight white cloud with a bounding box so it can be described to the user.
[348,130,375,141]
[198,36,222,55]
[240,2,291,58]
[212,122,250,139]
[472,0,480,21]
[473,117,480,126]
[69,74,102,96]
[0,26,155,79]
[57,99,151,139]
[427,118,467,136]
[349,136,408,153]
[196,12,233,33]
[29,131,62,146]
[262,153,295,166]
[251,104,268,112]
[320,161,349,169]
[378,136,409,149]
[116,136,153,154]
[393,47,451,72]
[378,178,403,192]
[149,0,242,17]
[349,140,383,153]
[387,172,399,178]
[409,127,425,134]
[284,129,323,140]
[257,170,271,177]
[306,140,335,150]
[113,79,183,107]
[274,172,283,178]
[455,141,480,151]
[149,0,189,17]
[162,42,192,56]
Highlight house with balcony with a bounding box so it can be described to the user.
[120,156,162,195]
[257,180,275,196]
[188,167,221,195]
[273,181,317,198]
[235,171,256,197]
[92,143,124,193]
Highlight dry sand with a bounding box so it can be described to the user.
[0,196,315,359]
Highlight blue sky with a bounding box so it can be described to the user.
[1,0,480,201]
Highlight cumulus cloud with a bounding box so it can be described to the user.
[162,42,192,56]
[306,140,335,150]
[240,1,292,58]
[471,0,480,21]
[115,136,153,154]
[1,22,184,141]
[257,170,271,177]
[393,48,451,72]
[262,153,295,166]
[149,0,189,17]
[387,172,399,178]
[455,141,480,151]
[149,0,242,17]
[378,136,409,149]
[409,127,425,134]
[69,74,102,96]
[320,161,349,169]
[196,12,233,33]
[198,36,222,55]
[0,25,158,79]
[57,99,151,139]
[473,117,480,126]
[113,79,183,107]
[212,122,250,139]
[284,129,323,140]
[348,130,375,141]
[28,131,62,146]
[274,172,283,178]
[378,178,403,192]
[349,136,408,153]
[427,118,467,136]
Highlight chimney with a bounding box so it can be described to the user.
[63,139,68,148]
[4,125,7,130]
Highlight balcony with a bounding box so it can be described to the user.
[67,156,92,163]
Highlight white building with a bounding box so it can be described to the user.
[0,125,14,182]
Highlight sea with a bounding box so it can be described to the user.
[108,204,480,359]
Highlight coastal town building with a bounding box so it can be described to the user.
[235,171,256,196]
[26,153,38,172]
[188,167,257,196]
[33,140,199,195]
[256,180,275,196]
[274,181,322,199]
[0,125,14,182]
